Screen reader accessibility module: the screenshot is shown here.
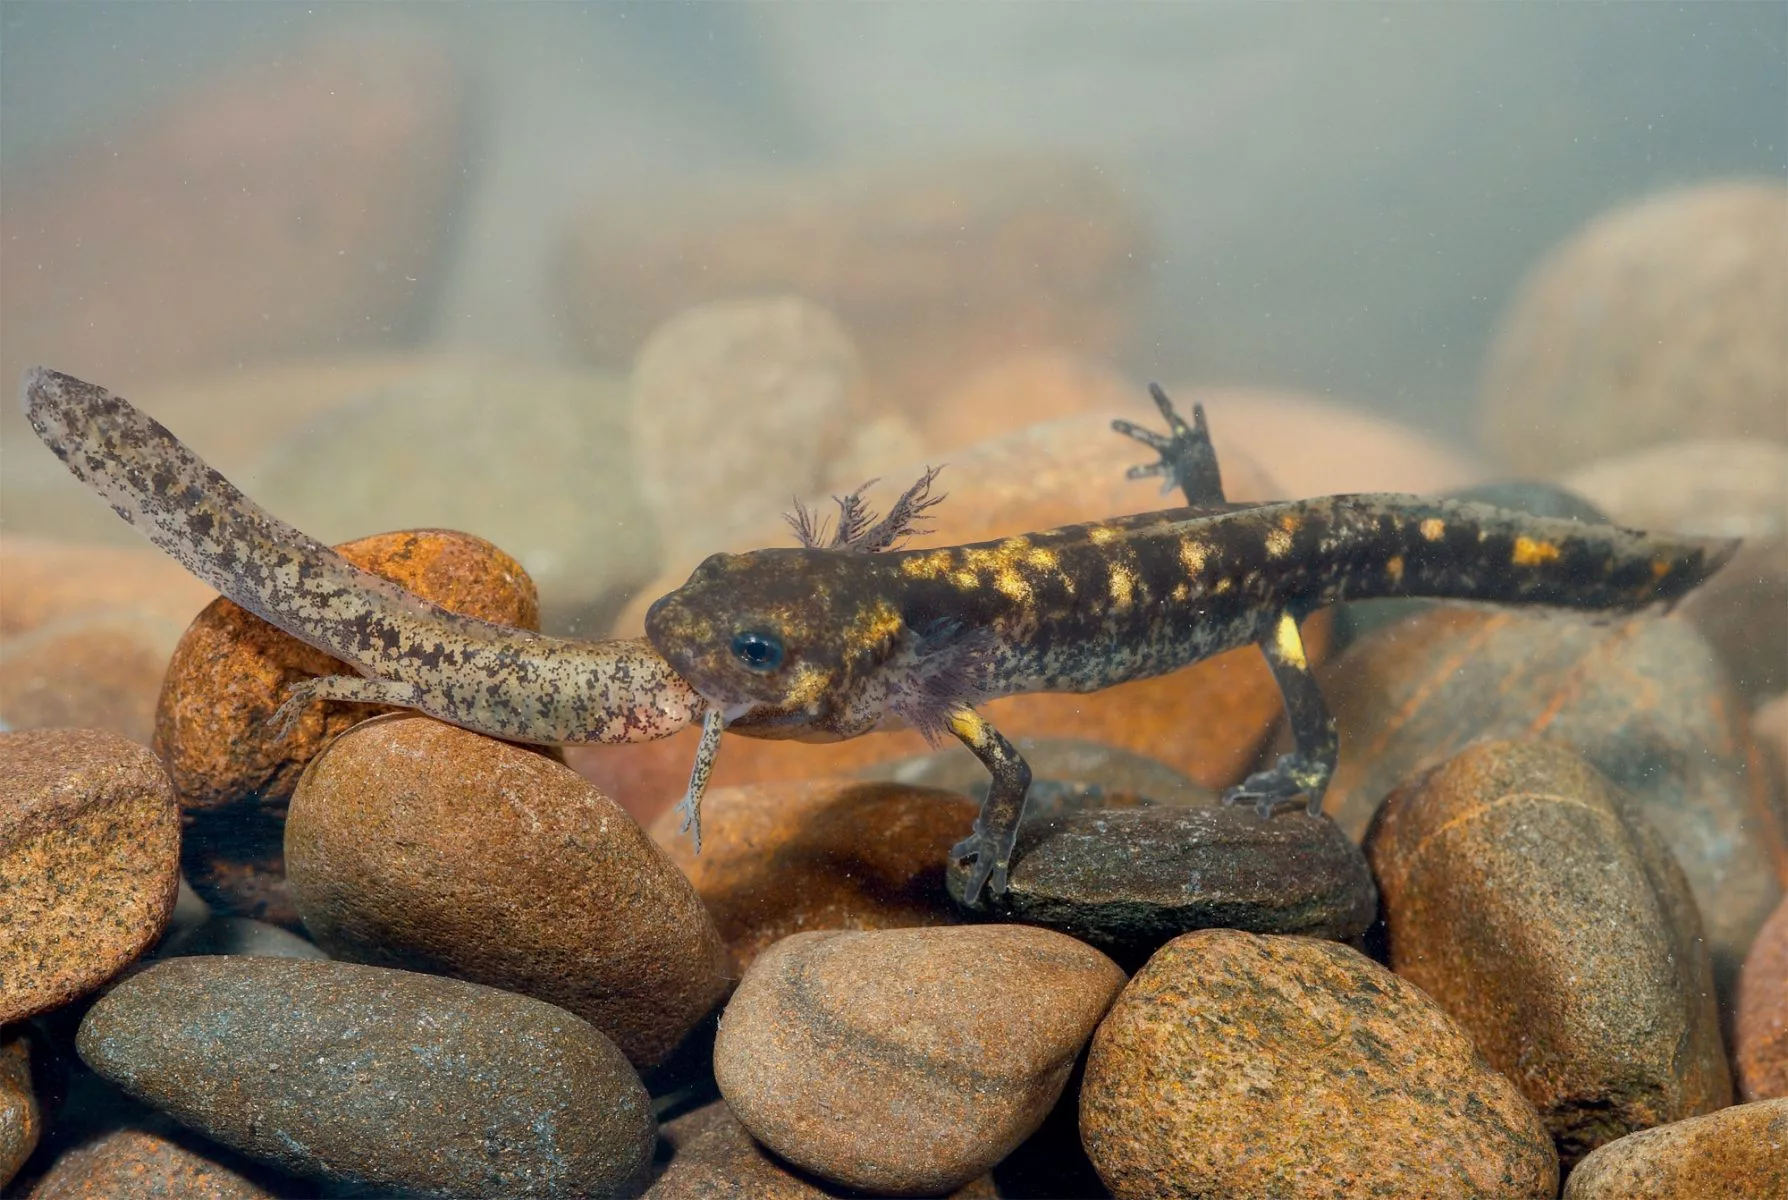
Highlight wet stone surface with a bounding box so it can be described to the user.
[1079,930,1558,1199]
[1320,604,1784,1004]
[714,924,1125,1196]
[22,1120,290,1200]
[649,779,977,975]
[648,1100,998,1199]
[0,729,181,1024]
[1562,1098,1788,1200]
[1738,893,1788,1101]
[949,806,1377,968]
[76,956,655,1199]
[287,715,730,1069]
[1365,739,1731,1166]
[1,1029,40,1188]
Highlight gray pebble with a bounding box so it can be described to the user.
[950,805,1377,965]
[76,956,653,1199]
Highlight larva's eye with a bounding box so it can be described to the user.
[730,630,785,672]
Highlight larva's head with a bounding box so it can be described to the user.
[644,548,903,740]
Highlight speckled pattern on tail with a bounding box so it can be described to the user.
[22,367,705,747]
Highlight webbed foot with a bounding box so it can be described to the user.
[950,829,1013,910]
[1112,383,1226,507]
[1222,753,1331,821]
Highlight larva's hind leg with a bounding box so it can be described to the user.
[1224,609,1339,820]
[1113,383,1228,507]
[268,675,425,741]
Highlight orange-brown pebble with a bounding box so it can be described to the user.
[1183,385,1490,497]
[559,156,1145,420]
[1479,181,1788,474]
[0,612,188,745]
[1562,1099,1788,1200]
[1738,894,1788,1101]
[0,536,214,637]
[24,1125,282,1200]
[154,527,541,813]
[1079,930,1558,1199]
[1321,605,1785,1001]
[0,27,463,402]
[1365,740,1731,1164]
[1,1029,40,1188]
[649,1100,997,1199]
[714,925,1126,1195]
[918,350,1145,455]
[285,715,729,1068]
[0,729,180,1023]
[647,778,978,973]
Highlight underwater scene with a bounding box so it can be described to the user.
[1,4,1785,1197]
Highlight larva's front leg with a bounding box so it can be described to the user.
[945,706,1034,908]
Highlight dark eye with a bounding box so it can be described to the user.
[730,630,785,672]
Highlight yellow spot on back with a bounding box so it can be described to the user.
[1511,536,1561,567]
[1265,528,1292,559]
[1419,518,1446,542]
[1214,578,1233,594]
[1088,525,1121,546]
[994,567,1031,602]
[1171,582,1190,602]
[1179,539,1210,575]
[1272,613,1308,669]
[1108,566,1135,608]
[1651,558,1672,581]
[952,570,979,590]
[1385,555,1405,584]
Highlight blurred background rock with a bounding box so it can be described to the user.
[3,3,1782,626]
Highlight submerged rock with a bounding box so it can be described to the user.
[951,805,1376,967]
[1079,930,1557,1198]
[0,729,180,1023]
[1366,740,1731,1165]
[77,956,654,1199]
[714,925,1125,1195]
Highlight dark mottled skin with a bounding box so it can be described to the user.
[23,368,704,747]
[646,386,1740,904]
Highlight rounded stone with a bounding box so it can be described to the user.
[1561,439,1788,702]
[1365,739,1731,1164]
[863,736,1219,813]
[0,537,214,637]
[286,715,729,1067]
[1,1029,40,1188]
[24,1124,283,1200]
[76,956,654,1199]
[1320,604,1784,1002]
[560,156,1144,418]
[953,806,1377,967]
[1080,930,1558,1199]
[714,925,1126,1195]
[0,27,465,413]
[630,296,870,561]
[155,916,329,962]
[648,779,977,974]
[1479,181,1788,474]
[650,1100,998,1199]
[1562,1098,1788,1200]
[1180,385,1489,498]
[1738,893,1788,1101]
[0,611,186,745]
[252,364,657,629]
[0,729,180,1023]
[917,350,1143,455]
[155,527,541,813]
